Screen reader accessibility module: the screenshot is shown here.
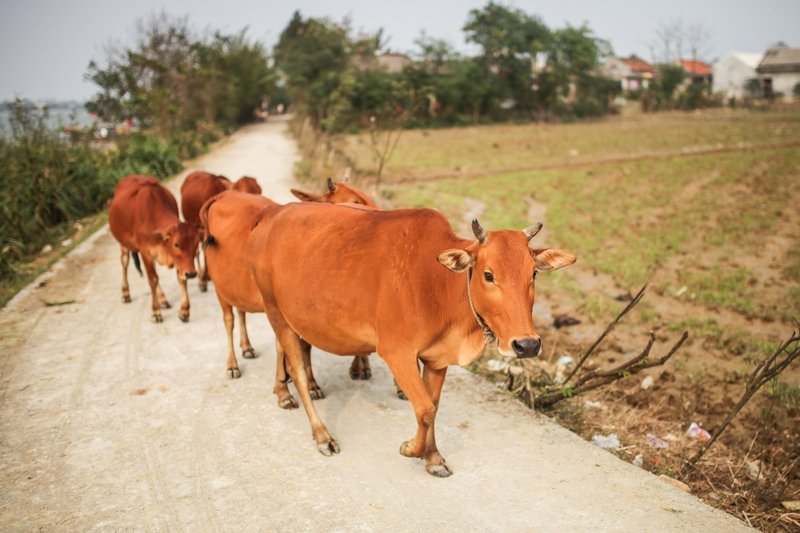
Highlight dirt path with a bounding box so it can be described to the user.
[0,117,749,531]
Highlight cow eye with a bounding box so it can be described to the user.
[174,243,180,249]
[483,271,494,283]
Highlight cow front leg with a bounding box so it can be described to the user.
[273,342,298,409]
[300,339,324,400]
[421,364,450,477]
[384,352,451,477]
[238,309,256,359]
[176,271,190,322]
[349,355,372,380]
[156,282,171,309]
[142,256,163,323]
[120,247,131,303]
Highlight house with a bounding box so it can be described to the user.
[679,59,713,85]
[353,52,412,74]
[756,46,800,100]
[713,52,762,99]
[600,55,656,92]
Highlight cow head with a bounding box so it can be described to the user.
[290,177,377,207]
[233,176,262,194]
[437,219,575,358]
[149,222,201,280]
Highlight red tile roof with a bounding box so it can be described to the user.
[620,55,654,73]
[680,60,712,75]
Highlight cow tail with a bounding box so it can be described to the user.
[199,193,221,248]
[131,252,143,277]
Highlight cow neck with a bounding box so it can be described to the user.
[465,265,497,345]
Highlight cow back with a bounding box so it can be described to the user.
[180,171,231,227]
[109,175,181,252]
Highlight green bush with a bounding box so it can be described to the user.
[0,101,184,281]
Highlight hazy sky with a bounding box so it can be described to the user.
[1,0,798,101]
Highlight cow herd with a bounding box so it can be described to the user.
[107,170,577,477]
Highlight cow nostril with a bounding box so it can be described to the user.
[186,272,197,279]
[511,340,525,356]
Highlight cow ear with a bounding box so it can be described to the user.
[437,249,474,273]
[290,188,321,202]
[530,248,576,271]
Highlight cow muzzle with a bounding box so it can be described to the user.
[511,337,542,358]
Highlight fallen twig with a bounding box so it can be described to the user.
[687,324,800,467]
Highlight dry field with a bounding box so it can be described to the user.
[322,106,800,530]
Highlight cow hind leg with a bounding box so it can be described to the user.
[177,271,190,322]
[278,330,338,456]
[156,281,171,309]
[120,247,131,303]
[383,352,451,477]
[221,302,240,378]
[300,339,324,400]
[198,248,209,292]
[273,342,298,409]
[349,355,372,380]
[238,309,256,359]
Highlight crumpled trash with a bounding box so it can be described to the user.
[746,460,764,481]
[486,359,509,373]
[556,355,574,366]
[632,453,644,467]
[646,433,669,449]
[686,422,711,441]
[640,376,654,390]
[591,433,620,450]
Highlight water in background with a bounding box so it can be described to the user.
[0,103,95,133]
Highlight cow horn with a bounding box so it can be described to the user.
[472,218,487,244]
[523,222,543,241]
[327,177,336,192]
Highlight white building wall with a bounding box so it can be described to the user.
[771,72,800,100]
[713,54,759,99]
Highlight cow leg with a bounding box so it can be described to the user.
[142,256,163,323]
[177,271,190,322]
[238,309,256,359]
[395,360,421,400]
[300,339,324,400]
[198,248,209,293]
[120,247,131,303]
[349,355,372,380]
[385,353,450,477]
[155,275,171,309]
[277,329,338,455]
[220,301,240,378]
[421,364,450,477]
[273,342,298,409]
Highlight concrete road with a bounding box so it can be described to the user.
[0,118,749,532]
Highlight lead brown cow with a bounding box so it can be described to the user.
[247,204,575,477]
[200,179,377,402]
[180,170,262,291]
[109,175,201,323]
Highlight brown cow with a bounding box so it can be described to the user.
[247,204,575,476]
[180,171,262,291]
[109,175,201,323]
[200,179,377,407]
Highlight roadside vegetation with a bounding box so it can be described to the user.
[1,12,277,307]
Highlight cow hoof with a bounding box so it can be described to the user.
[242,348,257,359]
[199,284,208,293]
[396,389,408,401]
[122,295,131,303]
[161,301,171,309]
[399,440,423,458]
[179,312,189,323]
[316,439,340,456]
[152,314,163,323]
[426,462,453,478]
[350,368,372,380]
[309,386,325,400]
[278,395,298,410]
[227,368,241,379]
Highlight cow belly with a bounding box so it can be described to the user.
[283,311,376,356]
